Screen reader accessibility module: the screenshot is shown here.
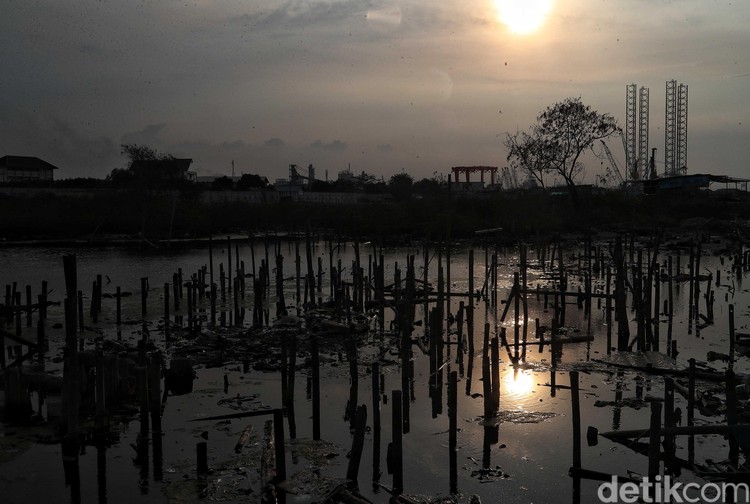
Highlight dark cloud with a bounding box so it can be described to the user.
[377,143,393,152]
[309,139,348,152]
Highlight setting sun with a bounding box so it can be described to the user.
[494,0,553,35]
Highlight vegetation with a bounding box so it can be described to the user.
[0,185,746,243]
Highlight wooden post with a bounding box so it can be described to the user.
[491,336,500,413]
[172,273,179,312]
[663,377,675,470]
[482,353,492,419]
[687,358,696,463]
[391,389,403,495]
[372,362,380,431]
[468,249,474,307]
[150,353,162,433]
[95,347,106,431]
[448,371,458,495]
[726,369,739,463]
[273,409,286,482]
[0,320,4,369]
[606,266,612,354]
[729,304,735,369]
[227,236,233,294]
[346,405,367,484]
[62,255,79,436]
[276,254,287,319]
[513,272,520,360]
[648,400,662,480]
[305,230,315,304]
[40,280,48,321]
[36,312,45,363]
[137,365,149,435]
[163,283,170,339]
[25,285,32,327]
[78,290,85,330]
[570,371,581,470]
[210,283,217,326]
[197,441,208,475]
[141,277,148,318]
[312,336,321,440]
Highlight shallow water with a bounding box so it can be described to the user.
[0,237,748,503]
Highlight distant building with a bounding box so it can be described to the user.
[0,155,58,182]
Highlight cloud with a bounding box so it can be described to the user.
[264,138,286,147]
[120,124,168,147]
[377,143,393,152]
[0,110,119,177]
[309,139,348,151]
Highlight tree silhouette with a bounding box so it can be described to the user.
[505,97,618,203]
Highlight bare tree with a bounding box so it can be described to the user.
[505,97,618,202]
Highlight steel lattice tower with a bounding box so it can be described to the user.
[625,84,637,180]
[638,86,650,178]
[664,79,677,176]
[677,83,688,175]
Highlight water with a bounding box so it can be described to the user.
[0,237,748,503]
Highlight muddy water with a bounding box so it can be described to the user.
[0,237,748,504]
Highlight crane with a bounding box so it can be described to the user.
[599,140,626,185]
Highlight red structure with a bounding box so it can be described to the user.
[451,166,498,185]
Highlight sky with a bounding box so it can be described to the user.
[1,0,749,184]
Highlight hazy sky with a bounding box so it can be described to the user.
[2,0,748,183]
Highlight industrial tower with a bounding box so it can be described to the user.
[664,79,688,176]
[625,84,650,180]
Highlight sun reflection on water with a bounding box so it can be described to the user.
[503,368,534,398]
